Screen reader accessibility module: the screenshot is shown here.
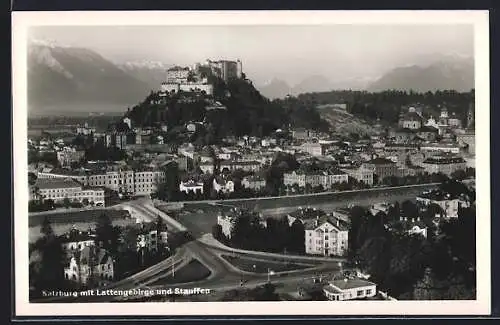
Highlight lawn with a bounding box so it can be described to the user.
[150,259,211,285]
[221,255,312,274]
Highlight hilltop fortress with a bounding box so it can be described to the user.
[160,59,243,96]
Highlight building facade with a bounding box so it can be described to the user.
[304,216,349,257]
[362,158,399,183]
[421,156,467,176]
[34,178,105,206]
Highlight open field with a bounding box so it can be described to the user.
[221,255,313,274]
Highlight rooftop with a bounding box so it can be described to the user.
[328,278,376,291]
[302,215,349,231]
[417,189,459,201]
[364,157,396,165]
[423,156,466,164]
[35,178,82,189]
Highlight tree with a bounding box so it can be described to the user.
[41,216,53,237]
[156,216,167,254]
[401,200,418,219]
[63,197,71,209]
[33,216,65,292]
[212,224,223,240]
[289,219,305,253]
[450,169,467,181]
[95,213,119,255]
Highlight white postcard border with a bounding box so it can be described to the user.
[12,10,491,316]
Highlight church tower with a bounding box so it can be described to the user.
[467,102,475,129]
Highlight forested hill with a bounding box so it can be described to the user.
[124,77,330,139]
[284,90,475,125]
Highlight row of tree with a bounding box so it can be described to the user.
[212,212,305,254]
[284,89,474,126]
[348,191,476,299]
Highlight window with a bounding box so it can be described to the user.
[366,289,372,295]
[357,290,363,296]
[325,235,329,240]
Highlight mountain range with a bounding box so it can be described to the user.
[27,42,158,115]
[257,54,474,99]
[26,40,474,115]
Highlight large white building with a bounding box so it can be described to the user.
[416,190,469,219]
[297,142,324,157]
[284,169,348,189]
[36,169,166,196]
[33,178,105,206]
[303,215,349,257]
[340,166,374,186]
[420,155,467,176]
[57,149,85,167]
[179,180,204,194]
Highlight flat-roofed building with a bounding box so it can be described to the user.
[323,278,377,301]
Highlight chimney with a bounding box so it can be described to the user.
[315,216,320,227]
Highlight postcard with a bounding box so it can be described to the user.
[12,10,490,316]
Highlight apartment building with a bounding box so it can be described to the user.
[341,166,374,186]
[416,190,469,219]
[34,178,105,206]
[241,175,266,191]
[303,215,349,257]
[362,158,399,184]
[37,168,165,196]
[421,155,467,176]
[283,169,348,189]
[57,149,85,167]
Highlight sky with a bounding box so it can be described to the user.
[29,24,474,86]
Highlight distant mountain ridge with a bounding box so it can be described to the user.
[258,75,378,99]
[367,55,474,92]
[27,42,157,114]
[258,54,474,99]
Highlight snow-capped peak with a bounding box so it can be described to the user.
[28,38,73,49]
[121,60,168,70]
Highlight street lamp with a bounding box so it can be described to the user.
[267,268,275,283]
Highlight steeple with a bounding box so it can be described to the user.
[467,102,475,129]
